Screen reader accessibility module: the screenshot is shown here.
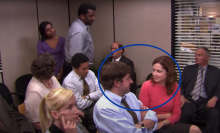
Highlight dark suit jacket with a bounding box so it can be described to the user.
[0,96,36,133]
[101,55,137,91]
[181,64,220,100]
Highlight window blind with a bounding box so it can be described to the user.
[174,0,220,78]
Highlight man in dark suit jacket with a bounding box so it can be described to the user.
[180,47,220,133]
[101,42,136,92]
[0,95,36,133]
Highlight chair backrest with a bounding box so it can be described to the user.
[0,83,13,106]
[15,74,32,101]
[18,103,25,115]
[146,73,152,81]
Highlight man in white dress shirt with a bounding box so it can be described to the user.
[62,53,102,133]
[93,61,158,133]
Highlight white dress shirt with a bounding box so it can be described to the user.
[93,90,158,133]
[62,70,103,110]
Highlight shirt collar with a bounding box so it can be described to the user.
[76,18,89,31]
[72,70,83,81]
[112,56,122,62]
[199,65,208,71]
[104,90,126,104]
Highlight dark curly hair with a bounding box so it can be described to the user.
[31,53,56,80]
[78,2,96,16]
[151,56,177,95]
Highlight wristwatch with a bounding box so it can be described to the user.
[139,122,146,131]
[86,95,90,100]
[163,120,167,126]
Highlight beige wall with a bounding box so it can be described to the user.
[114,0,171,85]
[0,0,38,92]
[0,0,69,94]
[38,0,69,38]
[0,0,171,97]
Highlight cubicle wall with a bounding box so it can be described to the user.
[0,0,171,93]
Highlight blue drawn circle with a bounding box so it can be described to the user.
[98,44,181,111]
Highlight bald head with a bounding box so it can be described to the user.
[111,42,124,59]
[195,47,210,67]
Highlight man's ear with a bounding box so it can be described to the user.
[113,80,120,88]
[73,67,77,71]
[119,49,123,54]
[79,14,85,20]
[51,111,60,120]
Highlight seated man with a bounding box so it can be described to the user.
[62,53,103,133]
[101,41,136,92]
[180,47,220,133]
[93,61,160,133]
[0,95,36,133]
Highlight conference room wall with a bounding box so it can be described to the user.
[0,0,69,96]
[38,0,69,39]
[0,0,171,97]
[114,0,171,86]
[0,0,38,93]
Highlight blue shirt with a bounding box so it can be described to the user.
[93,90,158,133]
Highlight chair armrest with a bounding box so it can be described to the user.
[11,92,25,96]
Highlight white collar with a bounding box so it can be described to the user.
[112,56,122,62]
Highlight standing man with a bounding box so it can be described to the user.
[180,47,220,133]
[62,53,102,133]
[101,42,136,92]
[63,2,96,78]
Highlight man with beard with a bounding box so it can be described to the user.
[64,2,96,78]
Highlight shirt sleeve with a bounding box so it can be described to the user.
[69,32,84,58]
[167,83,181,124]
[37,40,46,55]
[1,96,36,133]
[63,81,93,110]
[88,71,103,100]
[139,82,150,108]
[94,106,152,133]
[25,91,42,123]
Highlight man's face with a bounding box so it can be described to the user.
[73,62,89,78]
[111,43,122,59]
[84,9,95,25]
[117,74,133,95]
[195,48,209,66]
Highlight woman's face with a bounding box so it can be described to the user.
[152,63,167,84]
[45,24,56,38]
[57,95,80,124]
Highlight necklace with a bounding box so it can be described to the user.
[41,79,52,88]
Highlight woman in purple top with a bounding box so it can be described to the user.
[37,21,65,82]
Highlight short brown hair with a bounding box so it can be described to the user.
[31,53,56,80]
[100,62,131,90]
[151,56,177,95]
